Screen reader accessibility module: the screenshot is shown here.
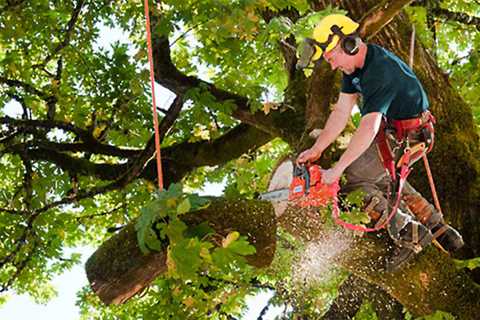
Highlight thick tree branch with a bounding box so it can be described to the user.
[2,114,273,188]
[1,106,271,218]
[6,141,139,158]
[86,198,276,304]
[431,8,480,31]
[0,77,50,100]
[17,147,129,181]
[86,199,480,319]
[164,124,273,168]
[141,123,274,184]
[358,0,416,39]
[1,116,106,146]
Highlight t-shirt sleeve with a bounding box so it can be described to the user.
[360,75,395,116]
[341,74,357,94]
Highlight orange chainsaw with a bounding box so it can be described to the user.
[259,164,339,207]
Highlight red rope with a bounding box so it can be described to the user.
[422,154,443,215]
[332,164,411,233]
[144,0,164,190]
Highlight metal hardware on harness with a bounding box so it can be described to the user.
[370,112,443,232]
[331,114,437,233]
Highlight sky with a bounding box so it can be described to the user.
[0,19,283,320]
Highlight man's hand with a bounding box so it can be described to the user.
[296,147,321,164]
[322,167,343,185]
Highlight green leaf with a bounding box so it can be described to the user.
[169,238,202,278]
[188,194,210,211]
[144,227,163,252]
[177,198,191,215]
[165,218,188,243]
[160,183,184,202]
[185,221,214,239]
[353,301,378,320]
[211,247,238,271]
[227,236,256,256]
[344,188,365,207]
[453,257,480,270]
[268,16,293,35]
[339,208,371,225]
[135,201,162,254]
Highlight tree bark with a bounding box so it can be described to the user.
[322,275,403,320]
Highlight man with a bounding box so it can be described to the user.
[296,14,463,271]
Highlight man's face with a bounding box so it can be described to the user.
[323,44,356,74]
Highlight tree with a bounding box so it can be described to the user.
[1,0,479,319]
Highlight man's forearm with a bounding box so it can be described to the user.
[335,112,382,172]
[311,105,350,154]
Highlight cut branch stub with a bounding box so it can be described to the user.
[85,197,277,305]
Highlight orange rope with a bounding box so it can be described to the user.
[422,154,443,215]
[144,0,164,190]
[409,25,443,215]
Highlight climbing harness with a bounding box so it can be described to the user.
[144,0,164,190]
[328,111,437,233]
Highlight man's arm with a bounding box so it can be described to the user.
[297,92,357,163]
[322,111,383,184]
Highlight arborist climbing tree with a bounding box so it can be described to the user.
[2,0,480,319]
[296,14,464,271]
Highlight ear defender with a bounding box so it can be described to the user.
[341,35,360,55]
[329,25,360,56]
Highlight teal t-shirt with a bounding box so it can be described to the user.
[341,44,429,120]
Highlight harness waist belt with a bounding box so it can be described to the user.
[390,111,435,132]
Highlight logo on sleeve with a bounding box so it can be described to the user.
[352,77,362,92]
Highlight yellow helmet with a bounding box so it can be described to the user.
[296,14,360,70]
[311,14,359,61]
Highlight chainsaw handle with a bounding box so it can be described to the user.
[293,164,310,194]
